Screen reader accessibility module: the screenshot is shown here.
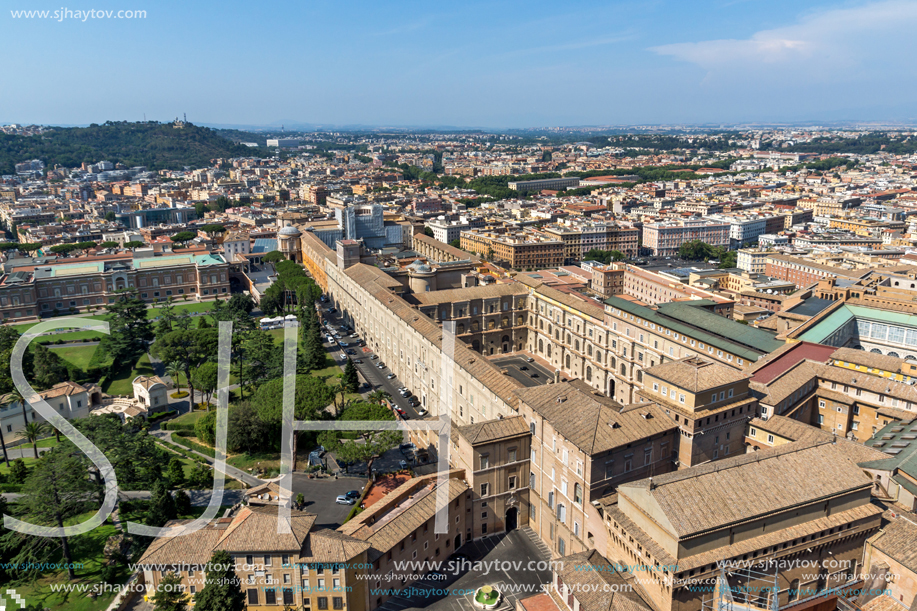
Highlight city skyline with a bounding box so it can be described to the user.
[3,0,917,127]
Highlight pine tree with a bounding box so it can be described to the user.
[146,479,177,527]
[342,359,359,393]
[193,550,247,611]
[166,458,184,486]
[151,571,190,611]
[301,307,326,371]
[174,489,192,516]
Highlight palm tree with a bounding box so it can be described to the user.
[165,361,184,393]
[368,390,389,405]
[0,423,9,468]
[23,421,47,459]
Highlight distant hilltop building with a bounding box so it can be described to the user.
[267,138,301,148]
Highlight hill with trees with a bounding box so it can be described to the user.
[0,121,268,174]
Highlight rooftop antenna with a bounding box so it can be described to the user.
[184,113,187,123]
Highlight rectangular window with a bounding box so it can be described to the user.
[318,597,329,610]
[248,589,259,605]
[265,589,277,605]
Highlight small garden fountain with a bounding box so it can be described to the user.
[474,585,502,609]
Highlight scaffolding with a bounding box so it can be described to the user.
[701,564,780,611]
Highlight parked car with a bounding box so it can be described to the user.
[353,359,363,364]
[520,366,528,371]
[400,442,416,452]
[335,495,355,505]
[345,490,361,499]
[370,354,379,360]
[408,398,420,407]
[525,357,534,363]
[377,363,386,369]
[399,460,409,470]
[400,390,412,398]
[417,408,428,417]
[386,373,396,379]
[530,372,539,378]
[347,349,357,355]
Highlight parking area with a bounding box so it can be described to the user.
[490,355,555,388]
[378,528,553,611]
[290,474,365,529]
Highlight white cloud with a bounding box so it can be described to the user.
[651,0,917,70]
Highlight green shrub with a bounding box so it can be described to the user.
[170,431,216,458]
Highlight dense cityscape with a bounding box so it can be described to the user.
[0,122,915,611]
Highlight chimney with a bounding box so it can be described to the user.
[554,369,561,384]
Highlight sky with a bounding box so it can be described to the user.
[2,0,917,128]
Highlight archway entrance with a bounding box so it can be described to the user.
[454,534,462,549]
[608,378,616,397]
[505,507,518,532]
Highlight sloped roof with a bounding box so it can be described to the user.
[457,415,529,445]
[618,440,873,538]
[644,356,747,393]
[515,380,676,455]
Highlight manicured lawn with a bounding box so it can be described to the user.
[0,455,37,474]
[146,301,213,319]
[168,410,207,427]
[50,344,98,371]
[36,329,107,344]
[103,353,155,396]
[11,315,108,334]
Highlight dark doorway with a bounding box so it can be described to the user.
[454,534,462,549]
[505,507,518,532]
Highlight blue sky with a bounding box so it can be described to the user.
[3,0,916,127]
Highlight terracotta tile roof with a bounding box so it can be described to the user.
[644,357,747,393]
[617,440,874,538]
[555,549,653,611]
[39,381,89,399]
[515,380,677,455]
[296,529,372,564]
[457,415,529,445]
[216,506,316,553]
[866,514,917,574]
[830,347,910,374]
[347,478,468,561]
[137,520,228,567]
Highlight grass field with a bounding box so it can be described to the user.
[103,353,155,396]
[167,410,207,427]
[50,344,98,370]
[0,455,37,474]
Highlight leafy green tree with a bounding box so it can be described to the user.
[152,328,219,407]
[166,458,185,486]
[226,402,269,454]
[334,402,402,470]
[124,240,145,250]
[251,375,335,445]
[1,449,96,579]
[263,250,285,263]
[157,297,177,336]
[174,489,192,516]
[170,231,196,244]
[240,330,280,395]
[193,550,247,611]
[98,289,155,368]
[201,224,226,236]
[31,343,69,389]
[146,478,178,527]
[187,463,212,488]
[192,362,219,407]
[300,307,326,371]
[8,458,28,483]
[448,239,461,249]
[342,359,359,393]
[195,411,216,445]
[104,211,117,222]
[151,571,190,611]
[71,414,167,492]
[100,240,120,248]
[423,226,434,237]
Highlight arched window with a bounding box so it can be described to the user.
[539,320,544,330]
[587,344,592,357]
[636,370,643,383]
[547,345,552,358]
[539,339,544,353]
[620,364,626,375]
[586,367,592,381]
[575,340,580,352]
[517,316,524,325]
[529,421,535,435]
[488,320,495,330]
[611,356,616,368]
[457,323,465,334]
[565,355,571,370]
[502,335,510,344]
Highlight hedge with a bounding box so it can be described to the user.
[162,421,197,432]
[169,431,216,458]
[0,483,23,493]
[147,410,177,423]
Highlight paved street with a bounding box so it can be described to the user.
[290,473,365,528]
